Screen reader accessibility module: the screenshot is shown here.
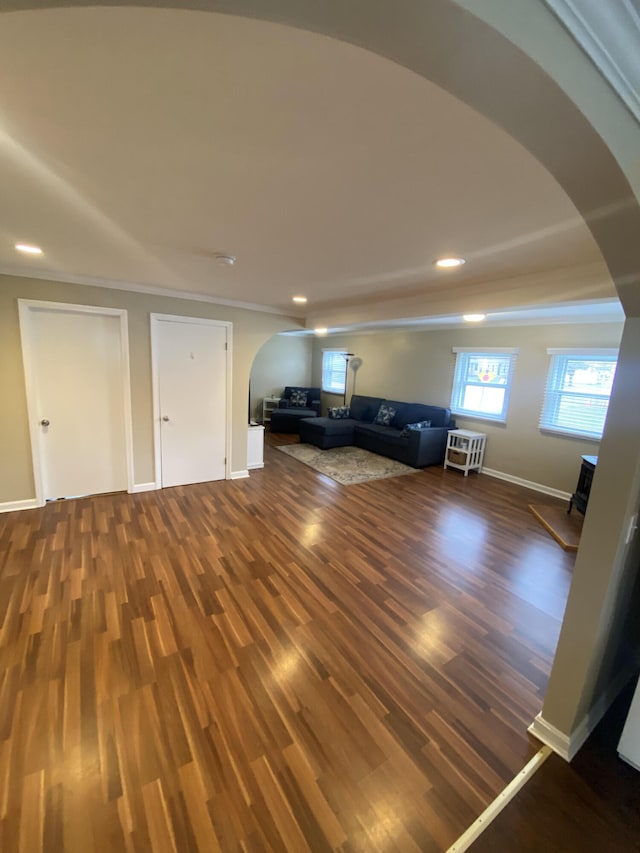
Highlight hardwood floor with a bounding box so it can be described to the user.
[471,682,640,852]
[0,435,576,851]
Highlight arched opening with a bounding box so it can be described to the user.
[4,0,640,775]
[249,333,313,425]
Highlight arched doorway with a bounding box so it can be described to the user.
[5,0,640,762]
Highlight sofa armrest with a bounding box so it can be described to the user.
[406,426,449,467]
[311,399,321,415]
[278,399,289,409]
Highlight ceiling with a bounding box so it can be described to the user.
[0,6,622,332]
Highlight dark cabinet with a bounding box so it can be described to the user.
[568,455,597,515]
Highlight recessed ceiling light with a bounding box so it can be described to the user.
[463,313,486,322]
[314,327,328,336]
[435,257,465,269]
[15,243,43,255]
[214,253,236,266]
[292,296,308,304]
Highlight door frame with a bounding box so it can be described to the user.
[150,313,232,487]
[18,299,135,506]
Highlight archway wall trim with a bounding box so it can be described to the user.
[4,0,639,315]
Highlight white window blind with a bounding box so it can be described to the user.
[322,350,347,394]
[539,349,617,440]
[450,348,518,422]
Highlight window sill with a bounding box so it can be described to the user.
[540,427,601,441]
[452,411,507,425]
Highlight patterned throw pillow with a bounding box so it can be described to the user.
[289,389,308,408]
[374,404,396,426]
[328,406,351,419]
[400,420,432,437]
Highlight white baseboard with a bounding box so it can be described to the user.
[528,714,572,761]
[0,498,41,514]
[247,463,264,471]
[129,482,158,493]
[619,754,640,772]
[231,469,250,480]
[529,666,635,761]
[482,467,571,501]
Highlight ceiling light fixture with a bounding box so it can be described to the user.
[292,296,308,304]
[435,257,465,269]
[15,243,43,255]
[314,327,328,336]
[214,253,236,266]
[463,313,486,322]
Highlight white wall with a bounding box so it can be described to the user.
[249,334,312,422]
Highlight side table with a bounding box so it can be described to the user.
[444,429,487,477]
[261,396,281,426]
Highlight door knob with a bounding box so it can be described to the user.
[162,415,169,422]
[40,419,50,426]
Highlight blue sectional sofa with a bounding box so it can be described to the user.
[270,386,321,433]
[298,394,455,468]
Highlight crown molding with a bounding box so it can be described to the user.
[544,0,640,123]
[0,264,303,319]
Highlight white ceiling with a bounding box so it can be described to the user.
[0,7,621,331]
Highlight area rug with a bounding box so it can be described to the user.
[277,443,420,485]
[529,503,583,551]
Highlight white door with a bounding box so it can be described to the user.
[153,316,228,487]
[19,302,131,501]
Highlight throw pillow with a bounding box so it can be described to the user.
[374,404,396,426]
[328,406,351,419]
[289,389,308,408]
[400,420,431,437]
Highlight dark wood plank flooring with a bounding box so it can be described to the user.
[471,682,640,852]
[0,433,577,851]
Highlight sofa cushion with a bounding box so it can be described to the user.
[277,407,317,417]
[289,389,308,407]
[299,416,355,448]
[271,409,317,433]
[355,423,408,447]
[400,420,431,437]
[374,404,396,426]
[349,395,384,422]
[402,403,452,428]
[282,386,321,410]
[328,406,351,419]
[303,416,355,436]
[379,400,409,427]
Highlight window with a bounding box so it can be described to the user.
[451,348,518,422]
[322,350,348,394]
[540,349,617,440]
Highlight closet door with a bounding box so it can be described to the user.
[19,301,131,502]
[152,315,229,488]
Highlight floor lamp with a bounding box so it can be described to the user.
[350,357,363,398]
[343,353,355,406]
